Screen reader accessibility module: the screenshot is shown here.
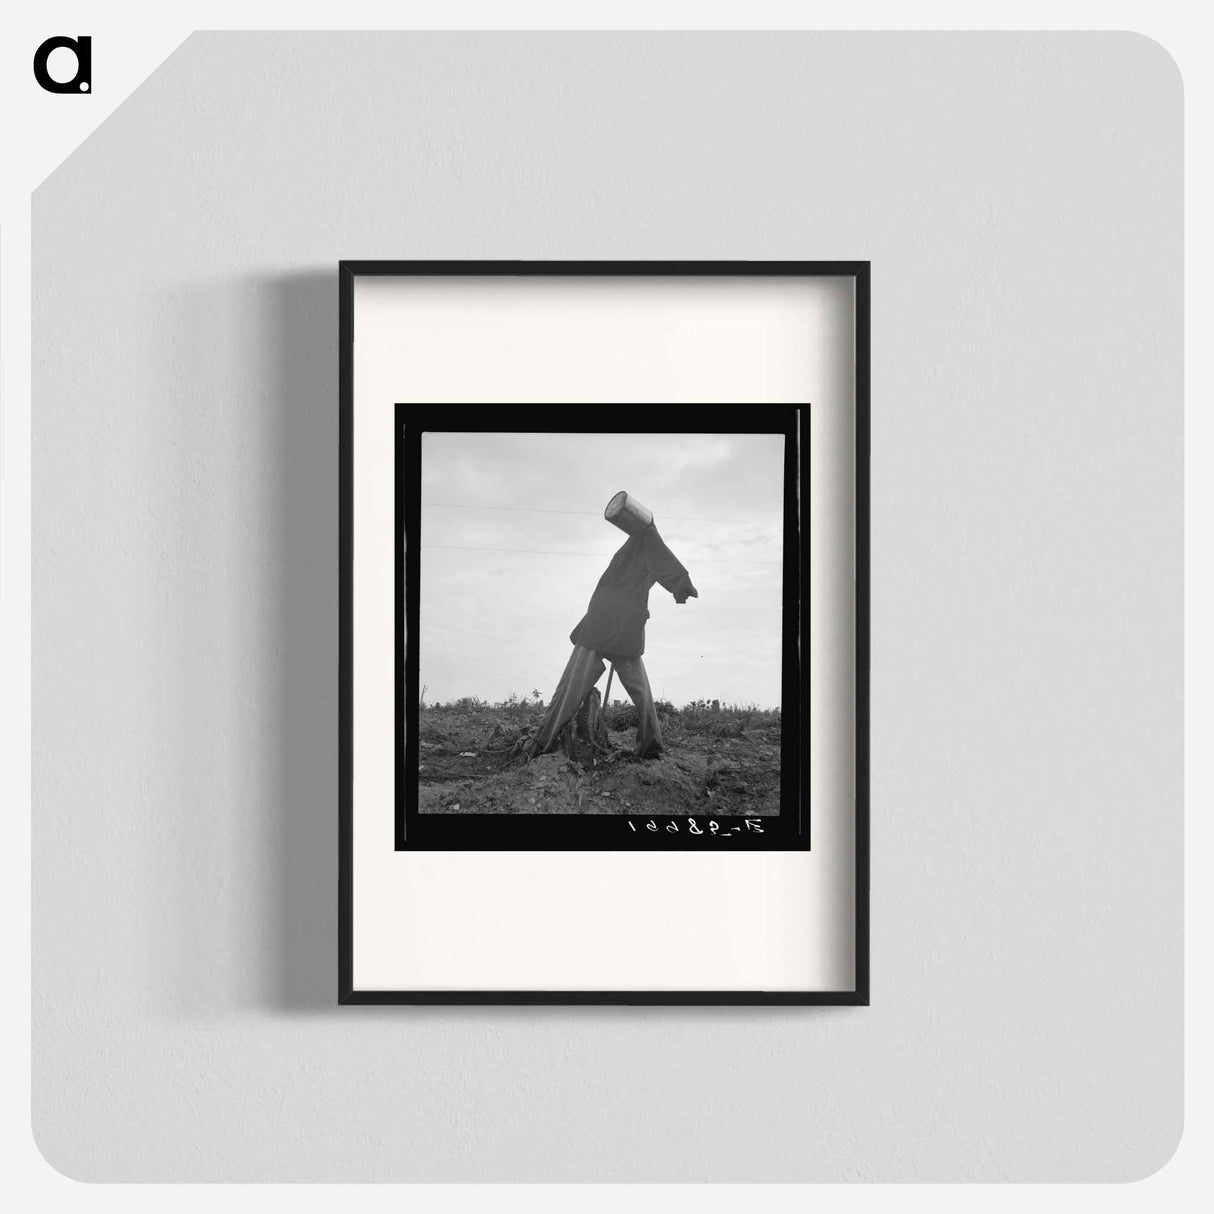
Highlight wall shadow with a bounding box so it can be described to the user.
[267,270,340,1010]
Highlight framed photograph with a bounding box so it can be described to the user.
[340,261,869,1004]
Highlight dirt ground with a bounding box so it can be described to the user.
[417,701,781,816]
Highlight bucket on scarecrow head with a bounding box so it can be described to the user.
[604,491,654,536]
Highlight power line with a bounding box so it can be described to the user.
[428,503,599,517]
[419,543,782,566]
[425,502,743,524]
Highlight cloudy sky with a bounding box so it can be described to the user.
[418,430,785,709]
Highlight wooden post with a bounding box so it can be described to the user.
[558,687,608,766]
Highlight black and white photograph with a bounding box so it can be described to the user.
[397,408,806,850]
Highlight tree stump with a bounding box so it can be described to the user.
[558,687,608,766]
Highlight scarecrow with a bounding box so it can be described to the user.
[524,492,698,761]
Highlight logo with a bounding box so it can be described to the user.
[33,35,91,94]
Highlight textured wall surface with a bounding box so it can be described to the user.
[32,32,1182,1181]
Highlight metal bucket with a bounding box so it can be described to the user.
[604,490,654,536]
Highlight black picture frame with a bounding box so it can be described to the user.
[339,260,870,1006]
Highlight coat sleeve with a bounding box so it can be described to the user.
[644,527,699,603]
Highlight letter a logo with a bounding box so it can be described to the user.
[34,35,92,94]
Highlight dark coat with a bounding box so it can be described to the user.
[569,524,697,659]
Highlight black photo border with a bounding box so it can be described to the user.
[339,260,870,1006]
[397,405,804,852]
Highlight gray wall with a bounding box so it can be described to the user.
[32,32,1182,1181]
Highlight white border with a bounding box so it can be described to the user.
[350,274,857,991]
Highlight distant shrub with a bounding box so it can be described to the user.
[425,695,488,714]
[609,704,638,730]
[499,691,542,719]
[422,694,779,730]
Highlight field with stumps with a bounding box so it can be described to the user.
[416,693,781,817]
